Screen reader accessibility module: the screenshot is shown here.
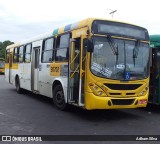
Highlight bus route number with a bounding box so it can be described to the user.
[50,65,60,76]
[51,67,59,73]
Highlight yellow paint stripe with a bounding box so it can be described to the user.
[5,64,9,69]
[12,63,18,69]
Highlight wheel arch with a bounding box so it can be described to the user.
[52,78,68,103]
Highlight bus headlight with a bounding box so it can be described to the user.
[89,83,106,96]
[97,91,103,95]
[139,86,148,96]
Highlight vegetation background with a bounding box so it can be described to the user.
[0,41,14,59]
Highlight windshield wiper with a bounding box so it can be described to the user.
[133,40,140,66]
[107,35,119,64]
[107,35,118,55]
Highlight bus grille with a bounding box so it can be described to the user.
[111,99,135,105]
[104,84,142,90]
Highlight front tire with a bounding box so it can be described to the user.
[53,85,67,110]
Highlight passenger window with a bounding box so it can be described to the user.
[24,44,32,63]
[60,34,70,48]
[42,38,54,63]
[18,46,24,63]
[13,47,19,63]
[55,34,70,62]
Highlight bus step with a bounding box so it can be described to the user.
[32,90,39,94]
[68,99,76,103]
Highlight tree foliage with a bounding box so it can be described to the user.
[0,41,14,59]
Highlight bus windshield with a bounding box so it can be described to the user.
[91,36,150,80]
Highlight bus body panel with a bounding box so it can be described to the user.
[22,63,32,91]
[84,53,149,109]
[85,92,148,110]
[39,61,53,97]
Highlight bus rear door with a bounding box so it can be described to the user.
[31,46,40,92]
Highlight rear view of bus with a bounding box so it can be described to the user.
[84,19,150,109]
[0,58,5,74]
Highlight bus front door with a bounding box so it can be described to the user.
[31,47,40,92]
[68,36,86,106]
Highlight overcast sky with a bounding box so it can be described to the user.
[0,0,160,42]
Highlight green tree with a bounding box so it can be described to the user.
[0,40,14,59]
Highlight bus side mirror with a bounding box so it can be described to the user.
[84,39,94,52]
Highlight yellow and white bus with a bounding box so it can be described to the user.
[0,58,5,74]
[5,18,150,110]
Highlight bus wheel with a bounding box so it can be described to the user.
[15,77,22,93]
[53,85,67,110]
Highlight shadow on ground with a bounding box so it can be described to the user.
[9,88,142,122]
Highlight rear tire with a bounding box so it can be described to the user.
[53,85,67,110]
[15,77,22,94]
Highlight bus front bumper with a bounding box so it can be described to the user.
[84,92,148,110]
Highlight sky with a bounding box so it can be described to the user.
[0,0,160,42]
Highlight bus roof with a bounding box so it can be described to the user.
[21,18,92,44]
[150,35,160,48]
[6,43,20,51]
[52,18,146,36]
[6,18,147,49]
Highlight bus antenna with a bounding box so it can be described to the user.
[107,9,117,18]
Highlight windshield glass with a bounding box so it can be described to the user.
[91,36,150,80]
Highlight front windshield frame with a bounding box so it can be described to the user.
[92,20,149,41]
[90,36,150,81]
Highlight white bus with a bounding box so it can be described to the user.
[5,18,150,110]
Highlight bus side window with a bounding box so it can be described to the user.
[42,37,54,63]
[18,46,24,63]
[13,47,19,63]
[24,44,32,63]
[55,34,70,62]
